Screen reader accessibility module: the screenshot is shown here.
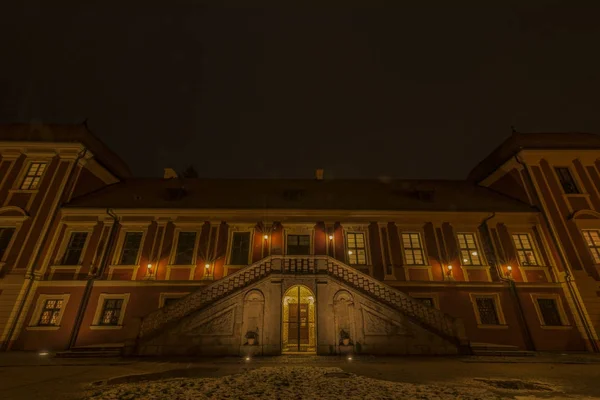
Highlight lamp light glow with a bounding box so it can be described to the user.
[447,265,453,271]
[328,235,334,240]
[347,356,353,361]
[507,265,512,271]
[205,263,210,269]
[147,263,152,270]
[348,251,353,255]
[264,234,268,240]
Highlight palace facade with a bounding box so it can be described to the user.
[0,124,599,356]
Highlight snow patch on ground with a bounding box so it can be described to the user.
[83,366,568,400]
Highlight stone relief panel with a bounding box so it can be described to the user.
[361,303,408,336]
[180,305,236,336]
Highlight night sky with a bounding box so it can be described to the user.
[1,1,600,179]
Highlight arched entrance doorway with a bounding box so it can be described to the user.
[282,285,316,354]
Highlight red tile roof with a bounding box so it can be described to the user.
[468,132,600,182]
[0,123,131,178]
[66,178,535,212]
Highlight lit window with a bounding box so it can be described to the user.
[347,232,366,265]
[119,232,143,265]
[555,167,579,194]
[174,232,197,265]
[582,230,600,264]
[230,232,251,265]
[457,233,483,266]
[37,299,63,326]
[511,233,539,266]
[20,162,46,190]
[401,233,425,265]
[62,232,88,265]
[475,297,500,325]
[287,234,310,255]
[100,299,123,325]
[536,298,563,326]
[0,227,16,260]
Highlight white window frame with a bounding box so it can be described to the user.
[553,165,583,195]
[226,226,255,266]
[90,293,131,330]
[108,223,149,280]
[530,293,571,330]
[26,294,71,331]
[283,224,315,256]
[456,232,486,266]
[343,226,370,266]
[469,293,507,329]
[400,231,427,266]
[50,222,95,278]
[408,292,440,310]
[511,232,542,267]
[581,229,600,264]
[167,225,202,280]
[13,160,49,192]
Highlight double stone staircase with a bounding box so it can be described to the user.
[135,255,469,354]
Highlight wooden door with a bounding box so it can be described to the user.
[288,303,309,345]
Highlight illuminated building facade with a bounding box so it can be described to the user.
[0,124,599,355]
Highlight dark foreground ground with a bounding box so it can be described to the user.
[1,352,600,400]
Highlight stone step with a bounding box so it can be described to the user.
[54,345,123,358]
[471,349,536,357]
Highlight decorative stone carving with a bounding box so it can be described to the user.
[181,305,235,336]
[361,304,407,336]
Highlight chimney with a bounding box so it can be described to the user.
[315,169,324,180]
[164,168,178,179]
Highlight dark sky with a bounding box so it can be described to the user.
[2,1,600,179]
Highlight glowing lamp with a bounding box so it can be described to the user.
[245,356,251,361]
[507,265,512,271]
[147,263,152,270]
[329,235,334,240]
[447,265,453,271]
[347,356,353,361]
[205,263,210,269]
[348,251,353,255]
[39,351,49,356]
[264,234,268,240]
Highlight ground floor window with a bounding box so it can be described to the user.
[100,299,123,325]
[470,293,506,327]
[92,293,130,328]
[531,294,568,328]
[38,299,63,326]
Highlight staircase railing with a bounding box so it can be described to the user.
[138,257,274,338]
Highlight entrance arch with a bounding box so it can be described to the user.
[282,285,316,354]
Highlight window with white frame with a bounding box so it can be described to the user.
[99,298,124,326]
[28,294,70,329]
[582,230,600,264]
[20,162,47,190]
[555,167,580,194]
[118,231,144,265]
[536,298,563,326]
[37,298,64,326]
[346,232,366,265]
[173,231,197,265]
[230,231,251,265]
[470,293,506,327]
[61,232,88,265]
[287,234,311,255]
[457,233,483,266]
[401,232,425,265]
[511,233,540,266]
[91,294,130,329]
[0,227,16,260]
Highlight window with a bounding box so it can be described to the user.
[401,233,425,265]
[457,233,483,266]
[475,297,500,325]
[37,299,63,326]
[174,232,197,265]
[287,234,310,255]
[0,227,16,259]
[230,231,251,265]
[99,299,123,326]
[536,298,563,326]
[20,162,46,190]
[512,233,539,266]
[119,232,143,265]
[347,232,366,265]
[62,232,88,265]
[162,298,180,307]
[582,230,600,264]
[555,167,579,194]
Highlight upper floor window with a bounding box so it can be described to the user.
[119,232,144,265]
[511,233,540,266]
[37,299,63,326]
[62,232,88,265]
[401,232,425,265]
[0,227,16,260]
[457,233,483,266]
[346,232,366,265]
[287,234,310,255]
[230,231,251,265]
[555,167,580,194]
[174,232,197,265]
[582,230,600,264]
[20,162,47,190]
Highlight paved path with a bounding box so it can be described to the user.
[1,352,600,399]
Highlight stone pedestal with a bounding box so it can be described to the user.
[338,345,354,355]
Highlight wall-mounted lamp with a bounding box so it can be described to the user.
[446,265,453,277]
[263,234,269,240]
[147,263,152,270]
[328,235,334,240]
[506,265,512,277]
[205,263,210,270]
